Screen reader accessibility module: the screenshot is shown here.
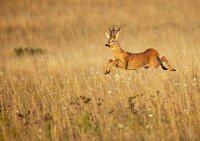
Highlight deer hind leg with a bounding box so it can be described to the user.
[148,57,160,69]
[160,56,176,71]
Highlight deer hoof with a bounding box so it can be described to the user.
[104,70,111,75]
[170,68,176,72]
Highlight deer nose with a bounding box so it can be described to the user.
[105,44,110,47]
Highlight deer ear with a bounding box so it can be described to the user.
[105,32,110,39]
[115,31,120,40]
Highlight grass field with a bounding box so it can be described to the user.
[0,0,200,140]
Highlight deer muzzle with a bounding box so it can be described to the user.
[105,44,110,47]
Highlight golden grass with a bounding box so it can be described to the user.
[0,0,200,140]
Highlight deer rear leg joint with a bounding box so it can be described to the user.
[160,56,176,72]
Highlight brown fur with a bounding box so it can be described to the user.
[104,26,176,75]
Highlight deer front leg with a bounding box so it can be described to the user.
[104,59,119,75]
[113,59,130,70]
[124,60,128,70]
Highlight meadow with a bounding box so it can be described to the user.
[0,0,200,140]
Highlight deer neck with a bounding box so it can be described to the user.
[112,42,124,58]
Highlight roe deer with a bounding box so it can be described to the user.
[104,26,176,75]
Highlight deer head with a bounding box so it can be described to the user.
[105,26,121,48]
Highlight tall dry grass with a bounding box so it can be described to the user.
[0,0,200,140]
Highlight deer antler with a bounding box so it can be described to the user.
[117,26,121,32]
[108,25,120,35]
[112,25,115,31]
[109,27,112,33]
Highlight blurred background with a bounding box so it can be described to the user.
[1,0,200,57]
